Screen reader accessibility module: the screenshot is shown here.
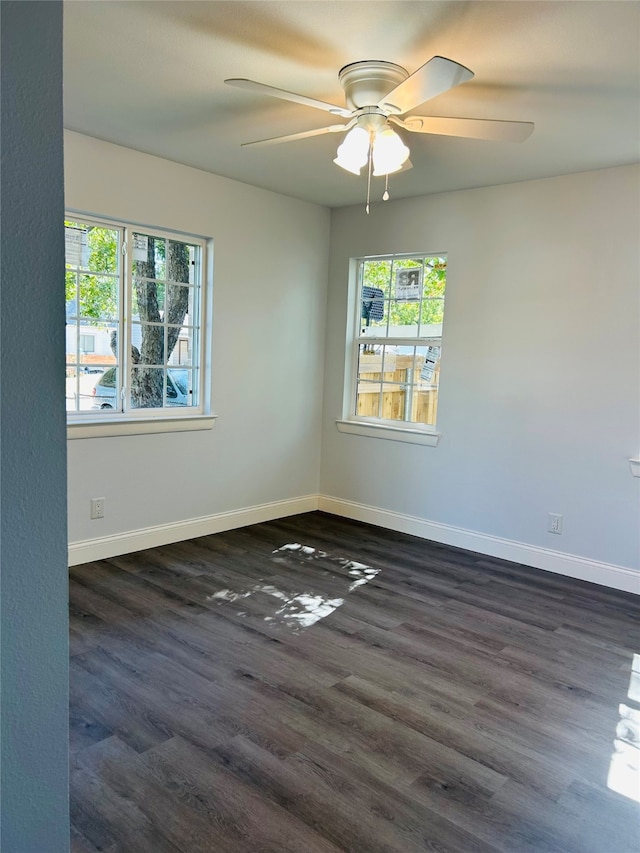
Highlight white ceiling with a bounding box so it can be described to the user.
[63,1,640,208]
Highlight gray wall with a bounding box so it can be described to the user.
[1,3,69,850]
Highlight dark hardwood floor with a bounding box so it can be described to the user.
[69,512,640,853]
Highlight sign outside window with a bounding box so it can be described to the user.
[65,226,89,268]
[395,267,422,301]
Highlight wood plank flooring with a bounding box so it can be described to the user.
[69,512,640,852]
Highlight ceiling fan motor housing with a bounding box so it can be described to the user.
[338,60,408,112]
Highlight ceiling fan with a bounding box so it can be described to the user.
[225,56,534,209]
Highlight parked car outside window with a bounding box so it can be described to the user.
[92,368,190,409]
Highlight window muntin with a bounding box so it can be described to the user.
[353,255,447,429]
[65,216,205,420]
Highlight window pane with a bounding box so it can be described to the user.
[423,260,446,298]
[154,242,167,282]
[361,259,392,296]
[67,363,111,413]
[166,284,192,326]
[357,344,383,418]
[167,368,194,407]
[360,287,387,335]
[66,270,78,317]
[132,280,165,322]
[67,365,107,414]
[65,224,89,270]
[133,323,165,365]
[393,261,423,301]
[132,233,165,280]
[77,320,114,374]
[185,368,198,406]
[81,320,116,363]
[388,299,420,335]
[130,367,165,409]
[91,366,120,412]
[419,259,446,335]
[168,326,194,366]
[86,225,119,273]
[65,222,118,273]
[79,333,95,353]
[381,385,409,422]
[358,344,401,379]
[78,275,118,321]
[420,298,445,328]
[65,365,79,413]
[416,345,441,388]
[366,345,412,423]
[413,350,439,425]
[167,241,194,285]
[65,322,78,364]
[356,382,382,419]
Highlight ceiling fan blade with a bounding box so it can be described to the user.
[241,121,355,148]
[225,78,352,118]
[389,114,534,142]
[378,56,474,115]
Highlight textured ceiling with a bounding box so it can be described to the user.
[63,1,640,208]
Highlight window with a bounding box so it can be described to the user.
[65,215,208,428]
[342,253,447,441]
[79,334,95,353]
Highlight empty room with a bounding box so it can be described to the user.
[1,1,639,851]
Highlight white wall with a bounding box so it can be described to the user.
[65,132,330,551]
[321,166,640,580]
[66,139,639,588]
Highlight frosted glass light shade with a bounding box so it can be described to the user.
[334,126,370,175]
[372,126,410,176]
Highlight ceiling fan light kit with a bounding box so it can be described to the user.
[225,55,534,212]
[334,117,409,178]
[334,126,370,174]
[371,126,410,176]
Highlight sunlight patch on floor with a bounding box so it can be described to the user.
[607,654,640,803]
[205,543,380,631]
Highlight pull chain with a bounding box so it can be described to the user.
[383,173,390,202]
[365,145,373,215]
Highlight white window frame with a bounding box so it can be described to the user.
[337,252,446,446]
[65,212,215,438]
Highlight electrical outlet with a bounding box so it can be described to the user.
[90,497,105,519]
[548,513,563,534]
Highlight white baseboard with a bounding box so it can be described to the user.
[68,492,639,595]
[318,495,640,595]
[68,495,319,566]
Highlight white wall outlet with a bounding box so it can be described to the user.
[548,513,563,534]
[90,497,105,519]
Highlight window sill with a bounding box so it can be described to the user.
[67,414,217,439]
[336,419,441,447]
